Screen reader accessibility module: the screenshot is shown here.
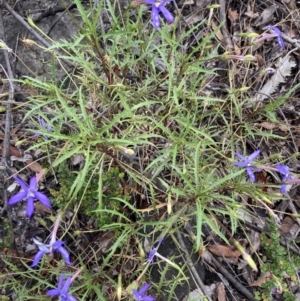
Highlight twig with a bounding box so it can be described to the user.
[0,99,28,105]
[287,197,300,228]
[218,0,233,49]
[281,33,300,49]
[2,1,72,69]
[3,1,52,49]
[46,4,77,36]
[0,66,13,162]
[277,107,298,152]
[0,7,13,162]
[209,255,256,301]
[32,3,76,23]
[185,221,256,300]
[242,220,300,256]
[176,230,212,301]
[0,1,15,245]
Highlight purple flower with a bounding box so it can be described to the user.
[47,274,77,301]
[234,150,260,182]
[34,118,52,140]
[147,238,163,264]
[144,0,174,29]
[263,25,285,50]
[133,283,155,301]
[276,164,293,194]
[31,238,71,267]
[8,176,51,217]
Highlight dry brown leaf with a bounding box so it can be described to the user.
[228,8,239,25]
[34,202,53,214]
[9,146,22,157]
[284,0,297,10]
[0,145,22,157]
[211,21,224,41]
[256,53,264,66]
[25,159,43,173]
[250,271,272,287]
[208,244,241,262]
[281,216,295,234]
[216,283,226,301]
[244,11,259,18]
[255,122,288,132]
[254,6,276,26]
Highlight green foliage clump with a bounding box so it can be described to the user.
[50,161,128,226]
[256,218,298,301]
[0,218,13,249]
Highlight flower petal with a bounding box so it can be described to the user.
[57,246,72,265]
[47,289,61,297]
[29,177,37,191]
[264,25,281,36]
[58,274,65,290]
[13,176,28,191]
[66,294,77,301]
[30,250,46,267]
[147,248,157,263]
[143,296,156,301]
[39,118,46,128]
[132,289,140,299]
[34,191,51,208]
[157,237,163,247]
[277,36,285,50]
[276,164,289,176]
[53,240,64,248]
[26,197,35,217]
[62,277,72,295]
[248,150,260,161]
[139,283,151,295]
[33,132,41,138]
[158,5,174,23]
[233,161,248,167]
[283,175,292,182]
[8,191,27,205]
[246,167,255,182]
[151,6,160,29]
[144,0,155,4]
[235,152,247,161]
[32,238,50,253]
[280,184,286,194]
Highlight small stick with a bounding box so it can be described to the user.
[176,231,212,301]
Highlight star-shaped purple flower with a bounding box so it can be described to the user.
[144,0,174,29]
[276,164,293,194]
[8,176,51,218]
[234,150,261,182]
[146,238,163,264]
[263,25,285,50]
[133,283,155,301]
[34,118,52,140]
[31,238,71,267]
[47,274,77,301]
